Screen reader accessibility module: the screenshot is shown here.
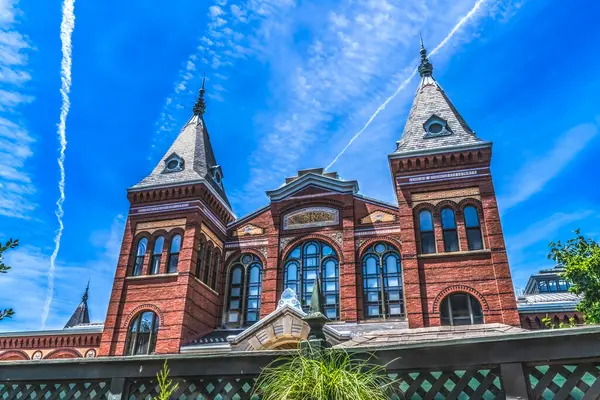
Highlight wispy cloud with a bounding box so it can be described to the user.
[1,215,125,331]
[0,0,35,219]
[498,121,599,212]
[42,0,76,329]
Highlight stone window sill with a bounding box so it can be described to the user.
[126,272,179,281]
[417,249,491,259]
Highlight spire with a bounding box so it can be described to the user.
[193,75,207,116]
[132,73,233,213]
[302,277,329,348]
[64,282,91,329]
[418,35,433,78]
[391,36,489,156]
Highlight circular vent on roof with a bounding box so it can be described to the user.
[428,123,443,134]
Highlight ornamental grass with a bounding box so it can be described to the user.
[254,344,396,400]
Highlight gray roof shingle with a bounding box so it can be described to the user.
[131,115,230,208]
[395,76,489,155]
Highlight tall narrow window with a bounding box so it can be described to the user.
[441,208,459,252]
[419,210,436,254]
[464,206,483,250]
[226,254,263,327]
[210,252,220,290]
[167,234,181,273]
[226,266,244,325]
[440,293,483,326]
[203,247,212,284]
[245,263,262,325]
[133,238,148,276]
[125,311,159,355]
[362,243,404,319]
[195,241,204,279]
[150,236,164,275]
[284,241,339,320]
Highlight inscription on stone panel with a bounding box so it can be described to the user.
[283,207,339,230]
[202,223,224,250]
[232,224,264,237]
[360,211,396,224]
[135,218,186,234]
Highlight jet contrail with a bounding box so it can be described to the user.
[326,0,487,170]
[42,0,75,328]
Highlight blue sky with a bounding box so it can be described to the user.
[1,0,599,332]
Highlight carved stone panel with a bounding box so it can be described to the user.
[232,224,264,237]
[282,207,339,230]
[360,210,396,224]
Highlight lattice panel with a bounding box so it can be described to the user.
[0,381,110,399]
[388,368,504,400]
[527,363,600,399]
[127,377,260,400]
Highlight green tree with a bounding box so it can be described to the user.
[541,314,576,329]
[0,238,19,321]
[549,229,600,324]
[254,343,396,400]
[153,360,178,400]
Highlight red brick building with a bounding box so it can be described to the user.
[1,43,524,360]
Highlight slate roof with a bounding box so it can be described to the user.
[64,284,91,329]
[393,44,490,156]
[131,114,231,208]
[518,292,582,304]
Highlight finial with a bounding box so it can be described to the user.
[193,74,207,116]
[301,277,330,349]
[418,36,433,78]
[82,279,90,303]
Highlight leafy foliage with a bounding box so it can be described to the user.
[542,314,576,329]
[153,360,179,400]
[549,229,600,324]
[254,343,396,400]
[0,238,19,321]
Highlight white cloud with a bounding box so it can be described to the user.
[498,121,599,212]
[0,0,35,220]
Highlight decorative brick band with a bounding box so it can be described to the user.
[432,285,490,313]
[131,200,226,234]
[354,227,401,236]
[225,239,269,249]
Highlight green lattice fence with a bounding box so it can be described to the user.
[126,377,260,400]
[0,381,110,399]
[526,363,600,399]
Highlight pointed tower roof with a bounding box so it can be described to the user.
[131,79,231,209]
[393,40,490,157]
[64,282,90,329]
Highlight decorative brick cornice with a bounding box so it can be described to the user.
[432,285,489,313]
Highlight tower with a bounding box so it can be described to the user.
[99,81,235,355]
[388,41,520,328]
[64,282,91,328]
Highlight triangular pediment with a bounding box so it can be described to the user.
[266,172,359,202]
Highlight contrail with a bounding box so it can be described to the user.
[42,0,76,328]
[326,0,487,170]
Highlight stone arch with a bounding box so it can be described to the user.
[0,350,29,361]
[281,233,344,264]
[433,199,460,215]
[412,202,436,218]
[356,237,402,259]
[432,285,489,313]
[123,304,164,330]
[44,348,82,360]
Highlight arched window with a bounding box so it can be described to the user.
[167,234,181,273]
[440,293,483,326]
[210,251,220,290]
[226,254,263,327]
[418,210,435,254]
[132,237,148,276]
[464,206,483,250]
[284,241,339,320]
[362,242,404,319]
[150,236,164,275]
[441,208,459,252]
[203,246,213,284]
[195,240,205,279]
[125,311,159,355]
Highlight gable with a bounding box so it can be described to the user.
[266,173,358,202]
[360,210,396,224]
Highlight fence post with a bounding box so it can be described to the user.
[108,377,126,400]
[500,363,529,400]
